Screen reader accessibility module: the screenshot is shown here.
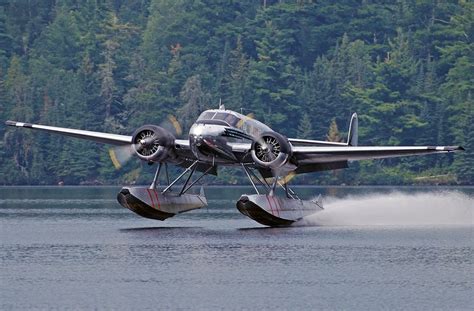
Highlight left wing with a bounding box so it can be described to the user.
[231,142,464,176]
[286,113,464,173]
[293,145,464,165]
[227,141,464,174]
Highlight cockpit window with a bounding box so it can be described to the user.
[212,112,241,127]
[213,112,228,120]
[196,110,271,137]
[198,111,215,120]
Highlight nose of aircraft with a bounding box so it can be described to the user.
[139,137,155,147]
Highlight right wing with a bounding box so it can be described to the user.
[5,120,207,169]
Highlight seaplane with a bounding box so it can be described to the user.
[5,105,464,226]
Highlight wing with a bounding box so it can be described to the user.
[291,145,464,175]
[228,141,463,176]
[5,120,203,166]
[293,145,464,164]
[288,138,347,147]
[290,145,463,175]
[6,120,132,145]
[286,113,464,174]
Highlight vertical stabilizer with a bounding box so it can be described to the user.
[347,113,358,146]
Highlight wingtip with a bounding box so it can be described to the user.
[5,120,16,126]
[446,146,465,152]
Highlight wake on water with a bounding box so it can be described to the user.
[296,191,473,226]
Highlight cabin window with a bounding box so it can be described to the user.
[224,114,239,127]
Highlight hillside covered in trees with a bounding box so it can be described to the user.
[0,0,472,185]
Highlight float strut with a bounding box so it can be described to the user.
[269,177,278,196]
[165,163,170,186]
[179,163,197,195]
[181,166,213,195]
[162,160,199,195]
[277,181,299,200]
[241,164,259,195]
[248,168,271,192]
[149,162,162,190]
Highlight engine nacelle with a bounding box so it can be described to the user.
[251,131,293,170]
[132,125,175,162]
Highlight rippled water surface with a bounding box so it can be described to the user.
[1,186,473,310]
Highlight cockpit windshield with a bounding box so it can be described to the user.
[214,112,240,127]
[196,110,272,138]
[197,111,241,127]
[197,111,216,120]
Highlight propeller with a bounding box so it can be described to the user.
[160,114,183,137]
[134,128,161,157]
[109,145,134,169]
[108,114,183,169]
[251,131,296,187]
[279,171,296,185]
[254,136,280,163]
[236,112,255,129]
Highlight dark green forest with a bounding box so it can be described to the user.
[0,0,472,185]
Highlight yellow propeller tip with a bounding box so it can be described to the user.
[109,149,122,169]
[168,115,183,136]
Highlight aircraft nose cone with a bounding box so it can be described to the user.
[140,137,156,147]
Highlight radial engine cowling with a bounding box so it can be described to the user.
[132,125,175,162]
[251,131,293,170]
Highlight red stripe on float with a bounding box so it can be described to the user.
[272,196,280,217]
[266,195,274,215]
[152,189,161,210]
[146,189,155,209]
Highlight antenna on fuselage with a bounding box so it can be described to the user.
[239,108,254,118]
[219,98,225,110]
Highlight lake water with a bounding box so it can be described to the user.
[1,186,473,310]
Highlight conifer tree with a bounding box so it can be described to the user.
[326,118,342,143]
[222,36,250,110]
[178,75,210,132]
[249,20,297,130]
[297,113,313,139]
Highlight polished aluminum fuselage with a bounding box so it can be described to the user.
[188,109,271,164]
